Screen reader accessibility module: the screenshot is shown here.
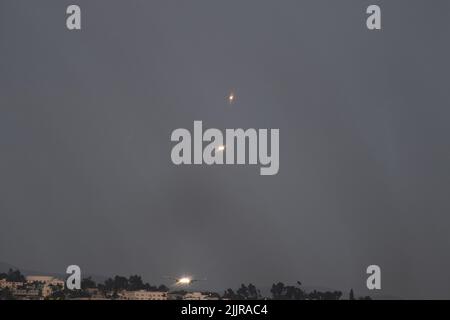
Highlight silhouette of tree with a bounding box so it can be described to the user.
[102,276,128,293]
[2,269,26,282]
[271,282,285,300]
[349,289,355,300]
[236,284,249,299]
[157,284,169,292]
[81,277,96,289]
[128,275,144,291]
[114,276,129,290]
[271,281,307,300]
[247,283,260,300]
[223,284,261,300]
[223,288,239,300]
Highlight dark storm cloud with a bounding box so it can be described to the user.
[1,1,450,298]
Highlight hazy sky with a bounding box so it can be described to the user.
[1,1,450,299]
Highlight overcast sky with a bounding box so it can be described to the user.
[1,1,450,299]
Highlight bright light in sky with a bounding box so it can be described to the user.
[228,92,235,104]
[217,145,225,152]
[178,277,192,284]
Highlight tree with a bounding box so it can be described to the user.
[236,284,249,300]
[157,284,169,292]
[271,281,306,300]
[271,282,285,300]
[81,277,97,289]
[247,283,260,300]
[349,289,355,300]
[128,275,144,291]
[4,269,26,282]
[223,288,238,300]
[103,276,129,292]
[113,276,129,290]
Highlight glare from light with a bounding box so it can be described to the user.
[178,277,192,285]
[217,145,226,152]
[228,92,235,104]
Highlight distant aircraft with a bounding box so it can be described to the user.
[164,276,206,286]
[228,92,235,104]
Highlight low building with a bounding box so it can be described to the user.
[120,290,168,300]
[167,291,186,300]
[184,292,220,300]
[12,289,40,299]
[86,288,107,300]
[26,275,65,288]
[0,279,23,289]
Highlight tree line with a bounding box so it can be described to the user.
[223,282,371,300]
[1,268,371,300]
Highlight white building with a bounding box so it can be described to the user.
[26,275,65,288]
[0,279,23,289]
[86,288,107,300]
[12,289,40,299]
[121,290,168,300]
[184,292,219,300]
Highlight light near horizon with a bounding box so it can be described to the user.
[228,92,235,104]
[178,277,192,285]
